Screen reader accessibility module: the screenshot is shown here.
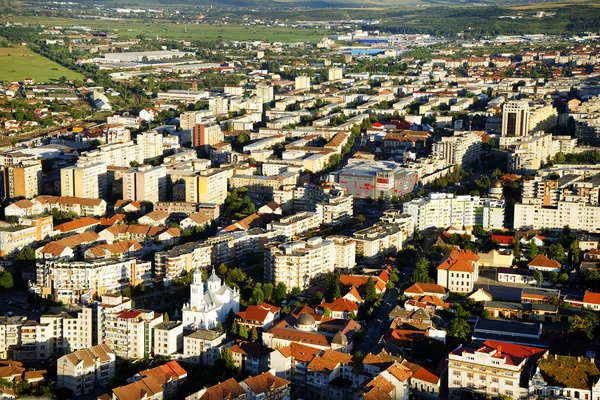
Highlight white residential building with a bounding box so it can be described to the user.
[353,223,403,264]
[103,309,162,359]
[153,321,183,357]
[56,344,116,396]
[122,165,167,203]
[40,307,94,354]
[432,131,482,169]
[136,130,165,163]
[184,168,229,205]
[267,211,323,240]
[61,162,107,199]
[264,237,335,290]
[183,329,227,366]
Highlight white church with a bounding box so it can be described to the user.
[182,268,240,330]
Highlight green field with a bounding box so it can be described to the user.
[0,46,83,83]
[0,16,327,43]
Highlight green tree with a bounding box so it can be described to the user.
[217,263,228,275]
[570,241,582,266]
[231,320,238,336]
[323,307,332,318]
[410,258,432,283]
[512,239,521,261]
[549,271,559,286]
[16,247,36,262]
[529,240,539,260]
[275,282,287,300]
[163,313,170,323]
[216,349,239,377]
[548,243,565,262]
[558,272,569,285]
[251,327,258,342]
[562,225,573,239]
[357,214,366,224]
[291,286,302,297]
[238,324,248,339]
[364,277,379,303]
[349,311,357,320]
[237,131,250,144]
[447,318,472,346]
[250,288,265,305]
[263,283,273,300]
[0,270,13,289]
[532,269,544,287]
[568,314,598,341]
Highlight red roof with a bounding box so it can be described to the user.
[412,366,440,384]
[117,311,141,319]
[452,340,547,366]
[237,303,280,323]
[583,291,600,305]
[491,234,514,245]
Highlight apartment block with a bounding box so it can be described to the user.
[184,168,229,205]
[448,340,547,400]
[122,165,167,203]
[136,130,165,163]
[61,162,107,199]
[34,258,152,304]
[56,344,116,396]
[155,241,212,282]
[78,140,142,167]
[193,122,224,148]
[432,131,482,169]
[3,160,42,199]
[153,321,183,357]
[103,309,162,359]
[40,307,94,354]
[328,236,356,271]
[265,237,335,290]
[403,193,505,231]
[183,329,228,366]
[230,172,298,204]
[353,223,403,264]
[267,211,323,241]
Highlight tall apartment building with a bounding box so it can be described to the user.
[12,320,52,362]
[0,316,27,359]
[256,83,274,103]
[122,165,167,203]
[230,172,298,204]
[264,237,335,290]
[295,76,311,91]
[432,131,482,169]
[180,110,213,130]
[403,193,505,231]
[193,122,224,148]
[379,209,415,243]
[136,130,165,163]
[209,97,229,116]
[448,340,547,400]
[508,133,555,172]
[0,225,38,257]
[40,307,94,354]
[267,211,323,241]
[103,309,162,359]
[3,160,42,199]
[328,236,356,271]
[34,258,152,304]
[502,101,530,137]
[78,141,142,167]
[96,294,132,347]
[153,321,183,357]
[353,223,404,264]
[155,241,213,282]
[184,168,228,205]
[56,344,116,396]
[183,330,227,366]
[328,67,343,81]
[61,162,108,199]
[105,124,131,144]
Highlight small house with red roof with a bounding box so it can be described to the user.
[404,283,449,300]
[528,254,561,272]
[491,234,514,246]
[436,249,479,293]
[236,302,280,331]
[583,291,600,311]
[316,297,359,319]
[342,286,363,304]
[410,365,442,398]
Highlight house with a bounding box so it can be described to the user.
[410,365,442,399]
[56,344,116,396]
[404,283,449,300]
[315,297,359,319]
[522,287,560,303]
[36,231,100,260]
[436,249,480,293]
[236,302,280,331]
[491,234,514,246]
[54,217,100,236]
[583,291,600,311]
[269,342,321,389]
[185,378,245,400]
[228,341,273,376]
[84,240,142,260]
[114,200,142,214]
[180,212,212,230]
[529,355,600,400]
[138,210,169,226]
[111,361,187,400]
[239,372,291,400]
[528,254,562,273]
[355,362,413,400]
[468,288,493,302]
[497,267,536,285]
[404,295,448,313]
[343,286,364,304]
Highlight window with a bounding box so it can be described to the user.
[505,380,513,386]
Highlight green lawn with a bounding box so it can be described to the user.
[0,16,327,43]
[0,46,83,83]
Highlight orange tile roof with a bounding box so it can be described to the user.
[412,366,440,384]
[437,249,479,273]
[583,291,600,305]
[386,362,413,382]
[54,217,99,233]
[242,372,290,395]
[198,378,245,399]
[317,297,359,314]
[528,254,561,270]
[404,283,448,296]
[237,302,279,323]
[277,342,321,363]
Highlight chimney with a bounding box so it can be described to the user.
[543,352,548,360]
[578,356,582,362]
[591,357,595,364]
[497,345,502,357]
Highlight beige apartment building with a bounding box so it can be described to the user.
[3,160,42,199]
[56,344,116,396]
[184,168,229,205]
[103,309,162,359]
[122,165,167,203]
[40,307,94,354]
[61,162,108,199]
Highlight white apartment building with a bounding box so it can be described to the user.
[103,309,162,359]
[502,101,530,138]
[183,330,227,366]
[432,131,482,169]
[180,110,213,130]
[12,320,52,362]
[153,321,183,357]
[122,165,167,203]
[267,211,323,241]
[40,307,93,354]
[184,168,229,205]
[105,124,131,143]
[295,76,311,91]
[265,237,335,291]
[316,191,353,226]
[379,209,415,243]
[193,121,224,148]
[0,316,27,359]
[448,340,547,400]
[256,83,274,103]
[56,344,116,396]
[328,236,356,271]
[403,193,505,231]
[78,141,142,167]
[508,133,555,172]
[230,172,298,204]
[136,130,165,163]
[34,258,152,304]
[328,67,343,81]
[96,294,132,347]
[155,241,213,282]
[353,223,403,264]
[0,225,38,257]
[61,162,108,199]
[514,200,600,232]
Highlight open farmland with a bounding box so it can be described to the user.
[0,45,83,83]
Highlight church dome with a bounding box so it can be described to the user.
[491,179,503,189]
[332,331,348,346]
[297,313,316,326]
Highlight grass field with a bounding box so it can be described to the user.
[0,16,327,43]
[0,46,83,83]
